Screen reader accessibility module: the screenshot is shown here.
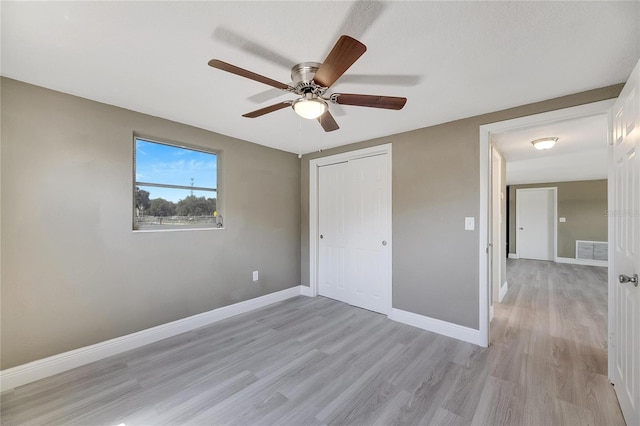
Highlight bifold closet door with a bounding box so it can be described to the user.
[318,162,350,304]
[318,154,391,314]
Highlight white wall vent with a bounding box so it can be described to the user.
[576,240,608,261]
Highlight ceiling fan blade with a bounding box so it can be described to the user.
[337,74,421,87]
[332,93,407,110]
[213,27,296,69]
[329,102,348,117]
[208,59,291,90]
[242,102,291,118]
[248,87,288,104]
[313,35,367,88]
[317,111,340,132]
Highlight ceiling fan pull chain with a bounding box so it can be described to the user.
[298,117,303,159]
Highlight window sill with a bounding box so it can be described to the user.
[133,226,225,233]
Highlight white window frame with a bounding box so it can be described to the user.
[133,136,221,232]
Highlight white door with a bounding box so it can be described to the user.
[516,188,555,261]
[318,162,350,303]
[317,154,392,314]
[610,58,640,426]
[349,154,391,314]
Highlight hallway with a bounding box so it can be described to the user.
[486,259,624,425]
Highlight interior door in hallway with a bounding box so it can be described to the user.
[516,188,555,261]
[317,154,391,314]
[610,58,640,426]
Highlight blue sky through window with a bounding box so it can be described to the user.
[135,139,217,203]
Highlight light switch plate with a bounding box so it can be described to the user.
[465,217,475,231]
[559,217,566,223]
[252,271,259,282]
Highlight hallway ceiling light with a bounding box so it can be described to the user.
[531,137,558,150]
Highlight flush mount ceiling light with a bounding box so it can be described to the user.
[531,137,558,150]
[292,96,328,120]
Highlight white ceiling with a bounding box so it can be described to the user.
[493,114,609,185]
[1,1,639,155]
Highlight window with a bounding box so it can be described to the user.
[133,137,220,230]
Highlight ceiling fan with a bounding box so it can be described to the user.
[208,35,407,132]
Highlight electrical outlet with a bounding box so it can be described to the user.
[252,271,259,282]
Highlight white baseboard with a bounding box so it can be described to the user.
[555,257,608,267]
[388,308,483,346]
[508,253,519,259]
[1,285,309,392]
[299,285,313,297]
[499,281,508,302]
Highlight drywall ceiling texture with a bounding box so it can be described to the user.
[0,78,301,369]
[1,1,639,154]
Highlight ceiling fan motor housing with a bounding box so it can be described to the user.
[291,62,325,95]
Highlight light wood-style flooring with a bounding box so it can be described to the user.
[1,260,625,425]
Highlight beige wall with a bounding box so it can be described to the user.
[301,85,622,330]
[508,180,608,258]
[1,78,301,369]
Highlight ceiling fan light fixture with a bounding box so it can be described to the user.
[531,137,558,150]
[293,97,327,120]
